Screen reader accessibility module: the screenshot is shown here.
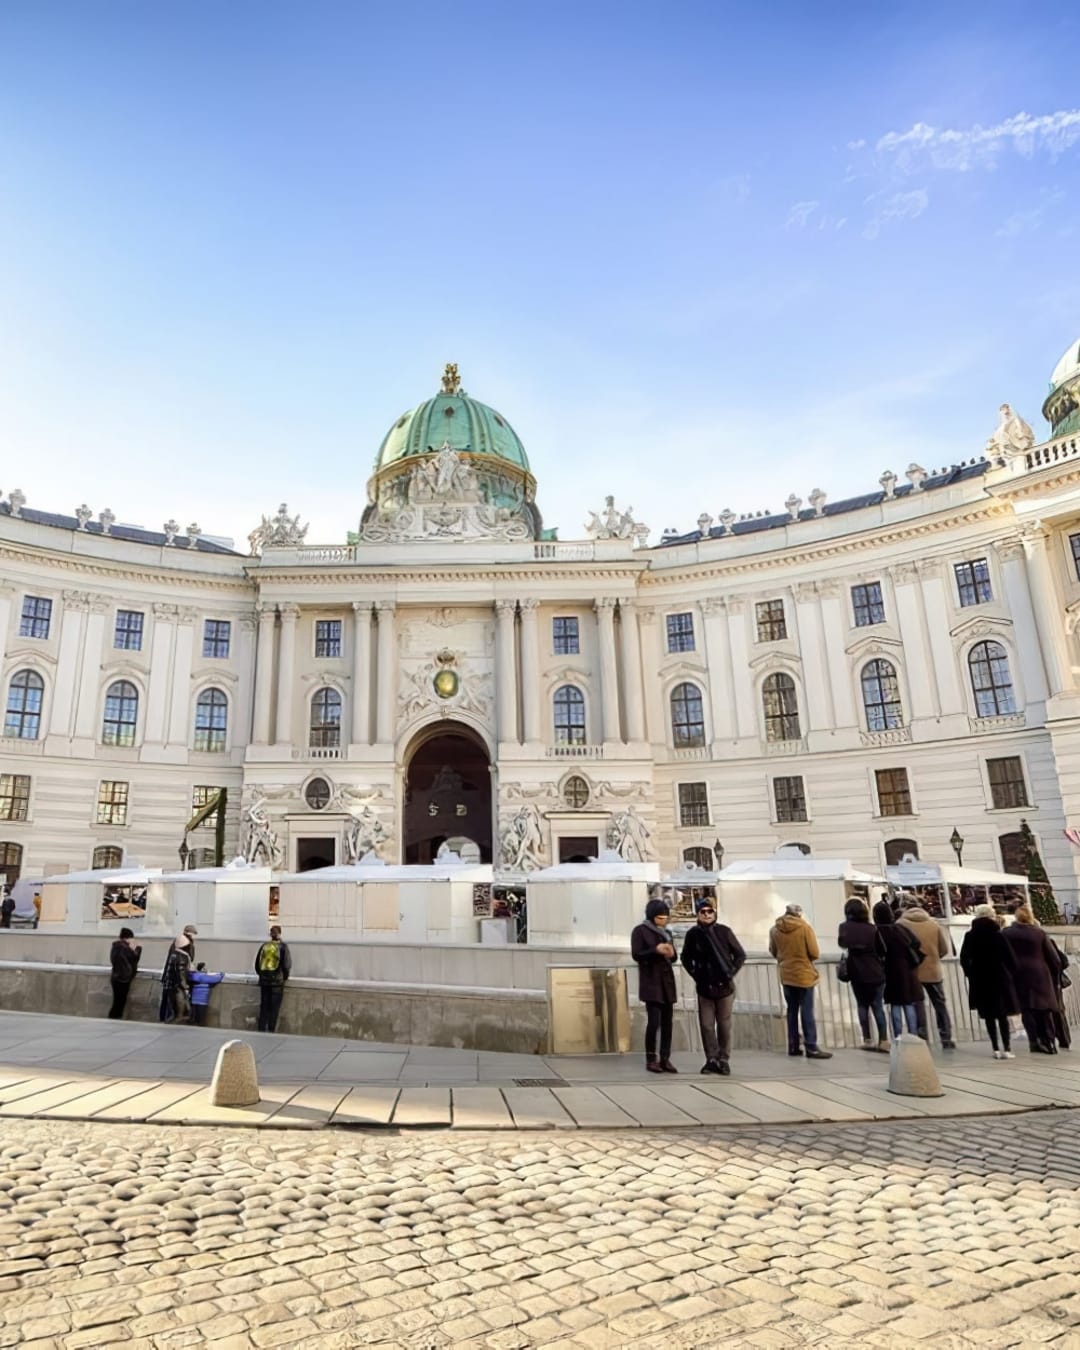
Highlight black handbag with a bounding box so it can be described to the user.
[836,954,850,983]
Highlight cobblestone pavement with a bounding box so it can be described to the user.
[1,1112,1079,1349]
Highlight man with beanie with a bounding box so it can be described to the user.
[897,893,956,1048]
[769,903,831,1059]
[681,902,745,1075]
[631,899,679,1073]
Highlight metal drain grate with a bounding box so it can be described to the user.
[513,1078,566,1088]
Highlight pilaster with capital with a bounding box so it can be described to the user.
[890,564,938,719]
[48,600,86,738]
[792,584,832,731]
[1021,524,1071,696]
[274,603,300,747]
[351,601,373,746]
[144,608,177,747]
[252,606,276,745]
[917,563,965,715]
[994,536,1050,707]
[166,610,198,748]
[519,599,542,743]
[494,600,519,744]
[818,586,858,728]
[73,601,108,742]
[725,599,756,738]
[594,598,621,743]
[617,598,646,743]
[701,598,734,742]
[0,584,15,672]
[374,600,396,745]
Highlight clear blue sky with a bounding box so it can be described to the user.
[2,1,1079,547]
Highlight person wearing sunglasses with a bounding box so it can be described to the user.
[680,901,746,1075]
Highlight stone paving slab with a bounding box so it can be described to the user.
[332,1084,400,1125]
[450,1086,516,1129]
[392,1086,452,1126]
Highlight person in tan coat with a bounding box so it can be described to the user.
[768,904,831,1059]
[897,894,956,1048]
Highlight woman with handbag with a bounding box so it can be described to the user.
[1003,905,1066,1054]
[837,899,889,1052]
[872,900,924,1038]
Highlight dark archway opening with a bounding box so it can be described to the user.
[404,726,492,864]
[297,838,335,872]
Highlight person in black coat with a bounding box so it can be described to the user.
[681,902,745,1076]
[631,899,679,1073]
[838,899,888,1051]
[1003,906,1066,1054]
[109,927,142,1020]
[872,901,924,1039]
[960,904,1020,1058]
[1049,938,1072,1051]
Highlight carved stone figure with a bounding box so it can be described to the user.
[606,807,654,862]
[584,496,650,545]
[98,508,115,535]
[242,794,283,868]
[75,505,92,531]
[364,443,530,543]
[343,805,388,863]
[163,520,179,546]
[499,806,545,873]
[248,503,309,556]
[986,403,1036,458]
[7,489,25,518]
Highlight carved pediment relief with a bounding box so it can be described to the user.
[844,633,904,659]
[949,615,1014,641]
[749,648,802,671]
[660,659,705,680]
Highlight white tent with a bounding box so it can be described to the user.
[887,859,1030,921]
[39,866,162,931]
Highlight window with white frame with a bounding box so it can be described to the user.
[0,775,30,822]
[665,612,695,653]
[191,785,222,828]
[114,610,144,651]
[102,681,139,747]
[202,619,231,659]
[4,671,43,740]
[954,558,992,607]
[851,582,885,627]
[310,688,342,748]
[670,682,706,748]
[773,775,807,823]
[875,768,912,817]
[861,659,903,731]
[762,672,800,741]
[96,781,129,826]
[553,684,586,745]
[553,617,579,655]
[678,782,710,827]
[315,619,342,658]
[92,845,123,869]
[755,599,787,642]
[969,641,1017,717]
[194,688,228,751]
[987,756,1029,809]
[19,596,52,640]
[683,846,713,869]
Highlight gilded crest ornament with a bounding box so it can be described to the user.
[433,650,459,699]
[441,363,462,395]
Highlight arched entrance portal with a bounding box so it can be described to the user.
[403,724,493,864]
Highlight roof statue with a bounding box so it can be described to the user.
[248,503,309,556]
[986,403,1035,460]
[441,362,462,395]
[585,495,650,546]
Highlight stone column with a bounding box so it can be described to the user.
[1021,524,1071,697]
[351,601,373,746]
[595,598,621,743]
[374,600,396,745]
[0,583,15,669]
[702,598,734,742]
[252,604,276,745]
[617,599,646,743]
[817,581,858,728]
[889,563,937,720]
[995,537,1050,706]
[49,592,89,738]
[793,582,831,732]
[494,600,519,744]
[274,603,299,748]
[73,595,108,742]
[917,559,965,715]
[519,599,542,743]
[167,607,197,748]
[726,598,756,739]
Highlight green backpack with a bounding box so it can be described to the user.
[258,941,281,974]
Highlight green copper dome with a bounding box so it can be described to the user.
[375,365,530,473]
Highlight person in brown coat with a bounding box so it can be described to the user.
[897,895,956,1049]
[768,904,831,1059]
[1002,905,1066,1054]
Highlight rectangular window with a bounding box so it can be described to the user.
[987,756,1029,809]
[19,596,52,640]
[552,616,579,655]
[315,619,342,658]
[191,785,221,829]
[1071,533,1080,582]
[666,612,695,653]
[114,609,144,651]
[851,582,885,627]
[773,775,807,823]
[755,599,787,643]
[954,558,992,607]
[96,781,129,826]
[678,781,710,827]
[0,774,30,822]
[202,619,231,659]
[875,768,912,818]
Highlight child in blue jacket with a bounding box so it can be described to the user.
[188,963,224,1026]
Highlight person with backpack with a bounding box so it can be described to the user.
[254,925,291,1032]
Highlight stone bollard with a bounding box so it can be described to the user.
[887,1034,943,1097]
[209,1040,260,1107]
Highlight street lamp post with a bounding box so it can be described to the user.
[949,828,964,867]
[178,836,190,871]
[713,838,724,872]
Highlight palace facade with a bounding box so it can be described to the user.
[5,350,1080,908]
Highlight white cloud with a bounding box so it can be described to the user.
[785,200,820,229]
[862,189,929,239]
[875,109,1080,173]
[995,188,1065,237]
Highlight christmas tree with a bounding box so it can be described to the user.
[1020,818,1059,924]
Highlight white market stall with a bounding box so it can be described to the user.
[715,849,886,954]
[886,858,1031,924]
[276,857,491,943]
[143,858,274,938]
[525,852,661,948]
[39,866,163,933]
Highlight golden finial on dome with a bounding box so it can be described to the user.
[441,363,461,395]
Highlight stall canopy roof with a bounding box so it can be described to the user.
[279,861,492,883]
[42,867,162,885]
[887,861,1030,889]
[718,858,884,884]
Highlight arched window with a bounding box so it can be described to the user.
[92,845,123,869]
[4,671,44,741]
[762,673,800,742]
[194,688,228,752]
[309,688,342,748]
[861,660,903,731]
[562,775,590,809]
[683,846,714,870]
[884,838,919,866]
[102,680,138,747]
[969,641,1017,718]
[0,842,22,886]
[782,841,812,855]
[670,682,706,748]
[999,831,1027,875]
[553,685,586,745]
